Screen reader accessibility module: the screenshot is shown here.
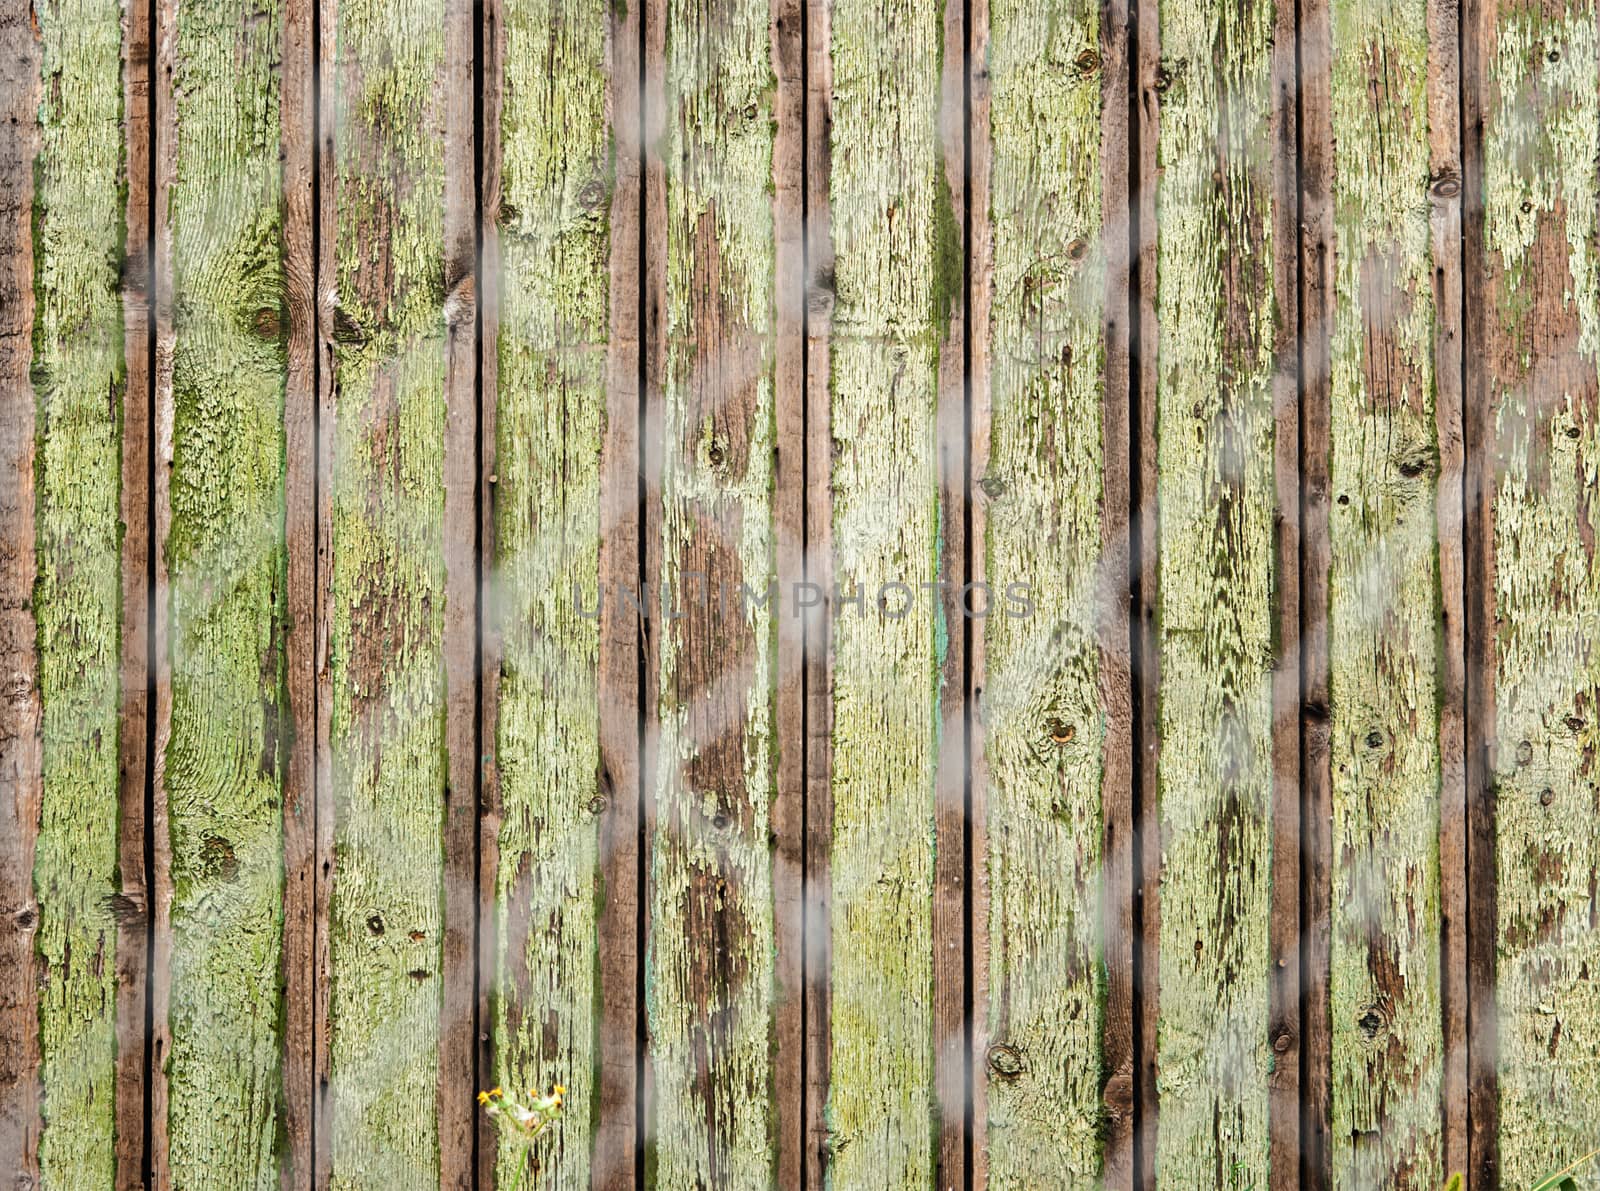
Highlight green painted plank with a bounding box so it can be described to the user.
[325,0,449,1178]
[1325,0,1444,1182]
[648,0,778,1183]
[1153,0,1283,1178]
[826,0,955,1183]
[487,0,611,1184]
[161,0,291,1183]
[1479,0,1600,1180]
[29,0,126,1182]
[981,0,1108,1183]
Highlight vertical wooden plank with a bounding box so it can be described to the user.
[439,0,478,1183]
[771,0,807,1183]
[116,0,155,1172]
[156,0,298,1175]
[645,0,785,1176]
[802,0,836,1183]
[1426,0,1469,1176]
[320,0,461,1173]
[1147,0,1297,1178]
[596,0,644,1182]
[1132,0,1162,1176]
[23,0,135,1179]
[1300,0,1336,1179]
[823,0,956,1181]
[1305,0,1463,1177]
[281,0,319,1175]
[973,0,1133,1180]
[0,1,42,1179]
[1466,0,1600,1181]
[481,0,621,1182]
[930,0,968,1182]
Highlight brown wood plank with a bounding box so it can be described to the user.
[115,0,155,1175]
[1427,0,1469,1176]
[932,0,968,1181]
[597,0,644,1182]
[802,0,836,1181]
[0,4,42,1179]
[1299,0,1335,1179]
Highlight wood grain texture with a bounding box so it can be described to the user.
[280,0,318,1179]
[976,0,1117,1181]
[0,1,41,1180]
[322,0,452,1175]
[157,0,296,1180]
[646,0,780,1183]
[482,0,612,1183]
[801,1,835,1183]
[1313,0,1454,1180]
[593,0,643,1181]
[1470,0,1600,1181]
[769,0,806,1183]
[28,0,131,1180]
[116,0,155,1176]
[823,0,958,1182]
[1150,0,1295,1179]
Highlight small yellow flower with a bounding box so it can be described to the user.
[477,1091,490,1105]
[554,1084,566,1096]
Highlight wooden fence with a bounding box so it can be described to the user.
[1,0,1598,1185]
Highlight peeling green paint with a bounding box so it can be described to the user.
[162,0,290,1185]
[1482,3,1600,1182]
[982,0,1107,1183]
[489,0,610,1185]
[326,0,449,1180]
[1154,0,1280,1180]
[647,0,778,1186]
[1325,0,1444,1183]
[827,0,948,1182]
[30,0,126,1183]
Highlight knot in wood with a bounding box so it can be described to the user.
[987,1043,1025,1080]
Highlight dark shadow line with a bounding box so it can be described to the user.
[140,0,159,1173]
[1124,0,1147,1184]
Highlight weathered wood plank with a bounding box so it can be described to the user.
[770,0,806,1183]
[481,0,615,1183]
[824,0,957,1182]
[321,0,454,1175]
[156,0,297,1176]
[645,0,781,1182]
[280,0,318,1179]
[594,0,643,1182]
[25,0,134,1180]
[802,2,835,1183]
[973,0,1132,1180]
[1312,0,1465,1184]
[1148,0,1297,1178]
[1466,0,1600,1180]
[116,0,155,1176]
[0,2,42,1179]
[1304,0,1461,1180]
[930,0,968,1182]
